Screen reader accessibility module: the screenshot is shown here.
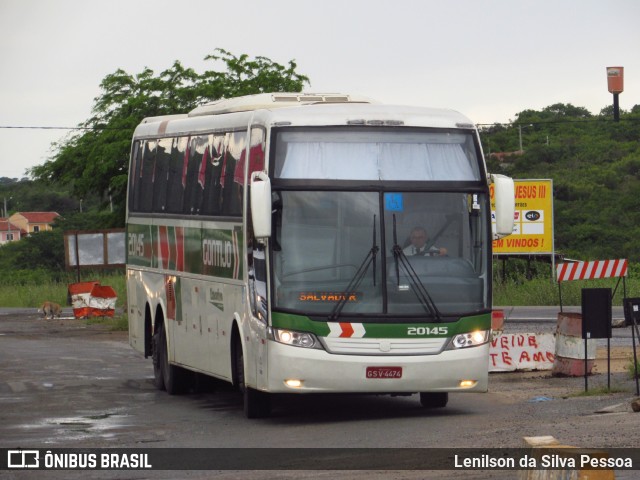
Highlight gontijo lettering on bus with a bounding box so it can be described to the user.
[201,227,243,280]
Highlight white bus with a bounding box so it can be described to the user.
[126,92,515,418]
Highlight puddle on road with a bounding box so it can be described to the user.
[20,409,132,442]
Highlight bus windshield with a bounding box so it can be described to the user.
[272,190,489,318]
[274,128,481,181]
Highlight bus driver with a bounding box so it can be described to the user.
[403,226,447,256]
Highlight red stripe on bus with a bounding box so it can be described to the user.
[175,227,184,272]
[339,323,354,338]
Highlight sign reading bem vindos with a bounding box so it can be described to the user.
[490,179,554,255]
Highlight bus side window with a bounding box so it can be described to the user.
[129,141,142,211]
[222,131,246,216]
[183,136,208,215]
[138,140,156,213]
[247,128,265,177]
[239,128,266,228]
[152,138,172,212]
[200,134,225,216]
[165,136,188,214]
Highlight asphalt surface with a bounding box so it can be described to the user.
[1,306,639,480]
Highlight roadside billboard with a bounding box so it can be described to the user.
[491,179,554,255]
[64,229,125,268]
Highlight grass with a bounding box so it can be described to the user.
[626,360,640,380]
[0,270,128,331]
[86,314,129,332]
[566,386,629,397]
[0,271,126,308]
[493,274,639,306]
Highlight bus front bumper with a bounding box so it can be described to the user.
[265,340,489,394]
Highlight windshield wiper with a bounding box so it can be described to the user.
[329,215,379,321]
[391,215,442,321]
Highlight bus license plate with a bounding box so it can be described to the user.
[366,366,402,379]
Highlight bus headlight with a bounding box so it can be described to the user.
[447,330,489,349]
[269,328,322,349]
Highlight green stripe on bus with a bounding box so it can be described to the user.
[270,312,491,338]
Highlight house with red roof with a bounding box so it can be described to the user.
[0,218,25,245]
[8,212,61,235]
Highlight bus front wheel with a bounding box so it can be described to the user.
[420,392,448,408]
[234,336,271,418]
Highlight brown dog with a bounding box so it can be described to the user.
[39,301,62,320]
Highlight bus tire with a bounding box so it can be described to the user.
[245,387,271,419]
[234,336,271,418]
[158,321,189,395]
[419,392,448,408]
[152,325,165,391]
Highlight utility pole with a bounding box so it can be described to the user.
[518,125,522,152]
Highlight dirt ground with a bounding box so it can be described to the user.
[594,346,637,374]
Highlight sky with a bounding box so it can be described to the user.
[0,0,639,180]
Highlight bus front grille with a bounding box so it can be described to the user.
[320,337,447,356]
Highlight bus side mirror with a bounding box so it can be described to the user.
[250,171,272,239]
[491,174,515,239]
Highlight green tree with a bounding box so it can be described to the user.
[483,103,640,261]
[0,178,89,216]
[30,49,309,224]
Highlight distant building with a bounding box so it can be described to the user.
[0,218,25,245]
[8,212,61,234]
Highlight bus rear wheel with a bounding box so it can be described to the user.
[156,321,189,395]
[234,336,271,418]
[419,392,448,408]
[152,324,165,391]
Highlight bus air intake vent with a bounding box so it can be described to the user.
[189,92,374,117]
[272,94,352,104]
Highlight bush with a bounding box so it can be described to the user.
[0,271,125,308]
[0,230,65,273]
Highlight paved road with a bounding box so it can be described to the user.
[499,306,626,323]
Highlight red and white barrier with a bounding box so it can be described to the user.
[556,259,627,282]
[552,312,596,376]
[68,281,117,318]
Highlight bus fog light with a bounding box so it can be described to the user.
[447,330,489,349]
[459,380,477,388]
[285,379,303,388]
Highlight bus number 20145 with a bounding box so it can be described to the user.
[407,327,448,336]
